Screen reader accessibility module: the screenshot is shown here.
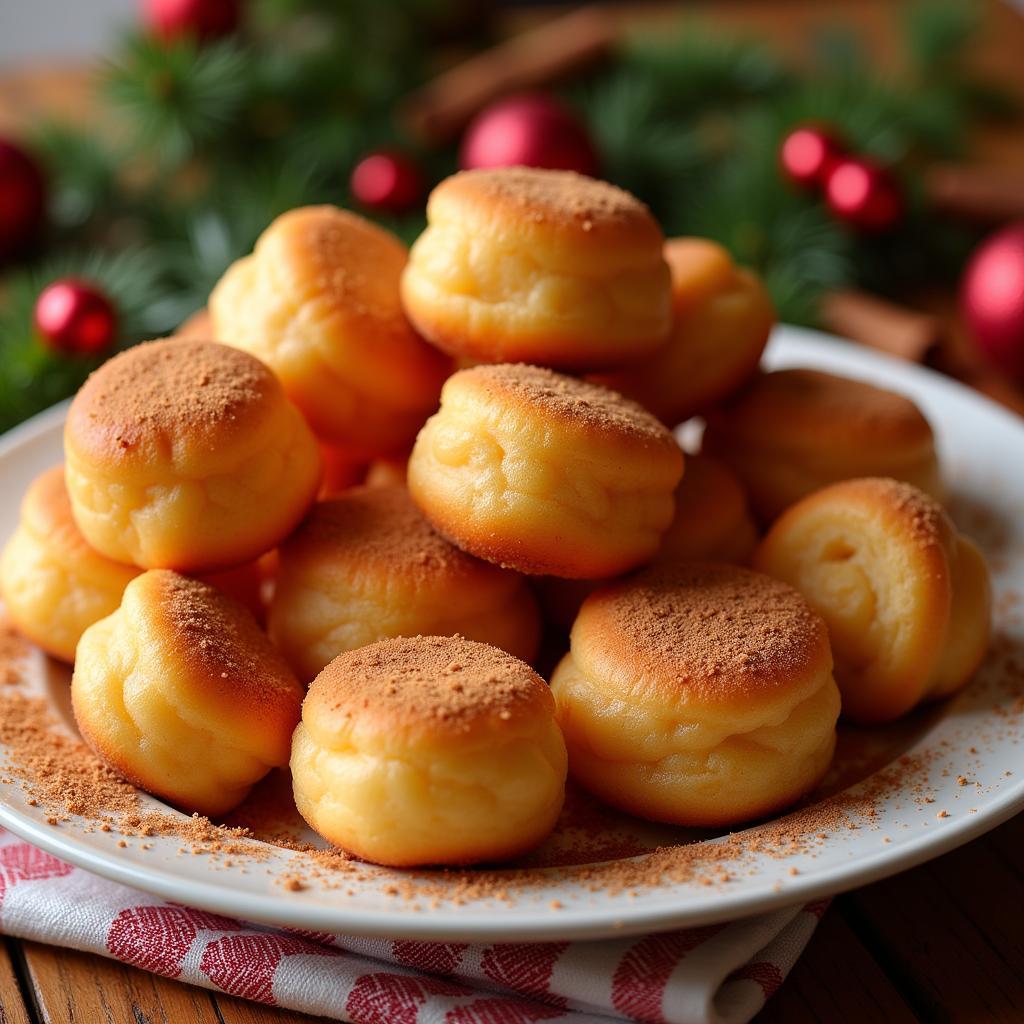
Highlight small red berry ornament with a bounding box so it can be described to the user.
[779,125,845,191]
[350,150,425,216]
[824,156,904,232]
[0,138,46,262]
[143,0,241,41]
[459,93,599,176]
[34,279,118,358]
[961,222,1024,382]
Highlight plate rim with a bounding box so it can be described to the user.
[1,324,1023,941]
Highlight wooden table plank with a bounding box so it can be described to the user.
[842,817,1024,1024]
[755,907,916,1024]
[214,993,325,1023]
[0,940,34,1024]
[12,939,326,1024]
[19,941,218,1024]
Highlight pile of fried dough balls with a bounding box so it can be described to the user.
[0,167,991,867]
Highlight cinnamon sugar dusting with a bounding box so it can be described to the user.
[306,634,551,737]
[712,368,934,450]
[284,486,488,578]
[0,548,1020,907]
[446,168,656,233]
[578,563,827,700]
[844,477,947,550]
[461,363,675,446]
[67,338,271,456]
[148,571,300,704]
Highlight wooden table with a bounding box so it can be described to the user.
[1,1,1023,1021]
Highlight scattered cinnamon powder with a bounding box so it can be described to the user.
[444,168,658,236]
[67,338,273,461]
[0,623,26,686]
[282,485,491,581]
[460,363,674,447]
[0,560,1022,908]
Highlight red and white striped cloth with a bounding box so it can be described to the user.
[0,828,825,1023]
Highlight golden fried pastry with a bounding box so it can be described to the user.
[364,454,408,488]
[703,368,943,522]
[269,485,540,681]
[401,168,672,371]
[754,477,991,724]
[291,635,567,866]
[174,307,214,340]
[408,364,684,578]
[536,453,758,629]
[64,338,321,572]
[592,239,774,425]
[550,563,840,826]
[201,560,266,622]
[656,452,758,565]
[73,571,303,815]
[0,466,139,662]
[210,205,449,458]
[317,443,366,499]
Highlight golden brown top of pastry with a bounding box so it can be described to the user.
[305,635,553,744]
[709,368,934,451]
[664,238,737,306]
[141,570,301,712]
[430,168,663,248]
[453,364,674,445]
[66,339,279,466]
[22,465,75,536]
[261,206,413,333]
[847,477,946,545]
[789,476,952,557]
[672,453,748,527]
[282,486,500,581]
[573,562,830,705]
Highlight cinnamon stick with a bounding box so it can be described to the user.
[400,7,618,145]
[821,289,942,363]
[926,164,1024,222]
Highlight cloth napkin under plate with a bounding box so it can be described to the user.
[0,828,825,1023]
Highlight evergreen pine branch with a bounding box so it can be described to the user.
[904,0,980,76]
[102,34,252,167]
[32,121,121,235]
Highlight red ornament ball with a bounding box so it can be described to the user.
[961,222,1024,381]
[350,150,425,215]
[143,0,241,41]
[824,157,903,232]
[780,125,845,191]
[0,138,46,262]
[34,279,118,358]
[459,93,599,176]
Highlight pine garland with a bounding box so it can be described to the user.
[0,0,1016,431]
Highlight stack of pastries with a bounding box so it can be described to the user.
[0,166,992,869]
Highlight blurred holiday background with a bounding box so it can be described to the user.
[1,0,1024,432]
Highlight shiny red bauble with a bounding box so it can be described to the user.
[961,222,1024,382]
[143,0,241,41]
[0,138,46,262]
[824,157,904,232]
[779,125,845,191]
[350,150,425,216]
[34,279,118,358]
[459,93,599,176]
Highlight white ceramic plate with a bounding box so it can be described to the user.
[1,324,1023,942]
